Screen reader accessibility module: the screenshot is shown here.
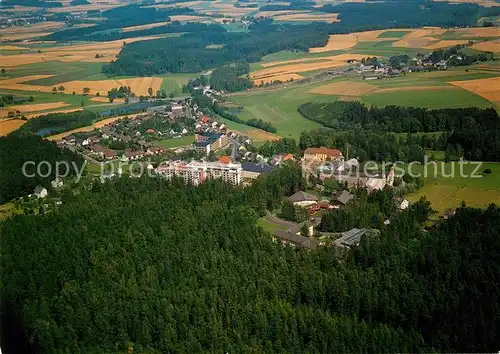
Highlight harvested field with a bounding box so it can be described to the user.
[0,45,29,50]
[0,75,55,91]
[0,36,161,65]
[392,37,438,48]
[0,32,54,41]
[424,40,471,49]
[261,53,375,68]
[310,81,378,96]
[456,27,499,37]
[90,97,125,103]
[169,15,212,22]
[57,77,163,96]
[0,21,65,35]
[256,10,308,17]
[273,13,340,23]
[0,119,26,136]
[253,73,304,84]
[448,77,500,103]
[9,102,70,113]
[0,108,15,118]
[353,29,387,41]
[47,113,142,141]
[251,61,345,82]
[471,40,500,53]
[309,34,358,53]
[246,129,281,141]
[122,21,171,32]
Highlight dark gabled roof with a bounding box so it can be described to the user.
[336,190,355,205]
[195,141,210,147]
[288,191,318,203]
[241,162,274,174]
[34,186,46,193]
[274,229,318,249]
[334,228,369,248]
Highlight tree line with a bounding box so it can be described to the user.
[1,163,499,352]
[299,101,500,161]
[0,133,84,205]
[209,62,253,93]
[18,110,99,137]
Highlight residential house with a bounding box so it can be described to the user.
[271,153,295,166]
[394,196,409,210]
[51,179,63,188]
[124,150,144,161]
[288,191,318,207]
[335,190,355,206]
[34,186,48,198]
[147,146,165,155]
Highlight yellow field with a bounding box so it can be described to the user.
[122,21,171,32]
[53,77,163,97]
[448,77,500,103]
[0,75,56,91]
[246,129,281,142]
[261,53,375,68]
[310,81,378,96]
[0,45,29,51]
[253,73,304,84]
[90,97,125,103]
[309,34,358,53]
[256,10,308,17]
[0,36,162,66]
[9,102,70,113]
[0,119,26,136]
[455,27,500,37]
[273,13,340,23]
[424,40,470,49]
[471,40,500,53]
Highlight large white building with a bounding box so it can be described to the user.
[156,161,242,185]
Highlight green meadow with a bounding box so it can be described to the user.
[405,162,500,213]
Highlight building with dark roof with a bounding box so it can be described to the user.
[335,190,355,206]
[241,162,275,180]
[334,228,369,248]
[287,191,318,207]
[273,226,317,250]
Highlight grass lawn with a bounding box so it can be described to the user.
[226,80,337,139]
[405,162,500,213]
[158,73,196,96]
[378,30,410,38]
[0,88,103,110]
[155,135,194,149]
[257,216,289,234]
[5,61,105,84]
[0,202,20,221]
[362,87,493,109]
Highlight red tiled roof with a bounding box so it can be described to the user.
[304,147,342,158]
[219,155,232,164]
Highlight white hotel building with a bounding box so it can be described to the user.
[155,161,242,185]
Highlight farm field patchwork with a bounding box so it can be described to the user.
[0,119,26,136]
[448,76,500,104]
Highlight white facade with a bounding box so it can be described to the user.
[156,161,242,185]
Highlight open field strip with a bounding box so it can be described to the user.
[448,76,500,103]
[0,36,162,66]
[407,162,500,213]
[309,34,358,52]
[0,45,29,51]
[310,81,379,96]
[90,97,125,103]
[122,21,171,32]
[432,0,500,6]
[256,10,308,17]
[0,119,26,136]
[273,13,340,22]
[424,40,471,49]
[25,108,83,119]
[8,101,70,113]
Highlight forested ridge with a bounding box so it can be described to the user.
[0,134,83,204]
[299,101,500,161]
[1,165,500,353]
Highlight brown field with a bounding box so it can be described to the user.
[253,73,304,84]
[26,108,83,119]
[169,15,212,22]
[47,113,142,141]
[122,21,171,32]
[90,97,125,103]
[0,108,15,118]
[0,75,55,91]
[310,81,378,96]
[353,29,387,41]
[246,129,281,142]
[261,53,374,68]
[309,34,358,53]
[9,102,70,113]
[471,40,500,53]
[256,10,308,17]
[455,27,500,37]
[0,119,26,136]
[273,13,340,23]
[393,37,438,48]
[448,77,500,103]
[424,40,470,49]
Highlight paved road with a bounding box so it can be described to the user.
[265,210,299,228]
[227,137,240,160]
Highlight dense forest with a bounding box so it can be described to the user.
[0,134,83,204]
[299,101,500,161]
[103,22,329,75]
[1,166,499,352]
[18,110,99,136]
[209,62,253,92]
[2,0,62,7]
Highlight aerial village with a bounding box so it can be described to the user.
[24,89,424,253]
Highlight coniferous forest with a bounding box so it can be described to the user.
[1,164,499,353]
